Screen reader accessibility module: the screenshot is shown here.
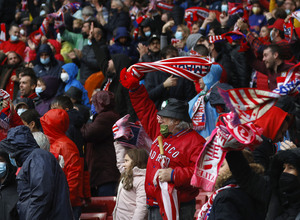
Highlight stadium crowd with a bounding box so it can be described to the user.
[0,0,300,219]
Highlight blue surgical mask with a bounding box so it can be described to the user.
[88,40,92,45]
[285,9,291,15]
[40,57,50,65]
[35,87,44,96]
[91,104,97,115]
[175,31,183,40]
[0,162,7,178]
[270,29,274,41]
[145,31,151,37]
[9,155,17,167]
[221,5,228,13]
[10,35,19,42]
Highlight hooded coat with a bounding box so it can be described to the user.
[95,49,137,120]
[81,91,120,188]
[0,150,18,220]
[35,76,61,116]
[33,44,64,78]
[109,27,138,63]
[62,63,90,107]
[0,126,73,220]
[40,109,84,207]
[226,114,300,220]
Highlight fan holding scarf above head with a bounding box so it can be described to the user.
[120,58,210,220]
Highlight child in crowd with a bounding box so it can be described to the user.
[113,149,148,220]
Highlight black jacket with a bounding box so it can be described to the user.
[209,179,265,220]
[144,70,196,109]
[0,151,18,220]
[0,126,73,220]
[77,40,106,84]
[66,108,85,157]
[227,149,300,220]
[92,43,137,120]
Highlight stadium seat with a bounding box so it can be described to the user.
[80,212,107,220]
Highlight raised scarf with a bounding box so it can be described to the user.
[191,66,300,191]
[130,56,214,82]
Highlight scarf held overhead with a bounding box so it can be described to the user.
[191,68,299,191]
[130,56,214,82]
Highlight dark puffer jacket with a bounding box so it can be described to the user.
[0,126,73,220]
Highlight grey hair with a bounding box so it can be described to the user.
[112,0,124,8]
[174,120,193,131]
[32,132,50,152]
[82,6,95,16]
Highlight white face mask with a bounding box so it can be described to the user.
[17,108,27,116]
[35,87,44,96]
[60,73,69,82]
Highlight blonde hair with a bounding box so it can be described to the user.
[177,24,190,41]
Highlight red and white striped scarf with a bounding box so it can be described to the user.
[0,23,6,43]
[184,7,209,27]
[197,184,239,220]
[228,2,243,15]
[152,138,179,220]
[130,56,214,82]
[191,91,207,131]
[0,89,11,130]
[191,73,300,191]
[209,31,249,52]
[156,1,174,11]
[103,78,113,91]
[191,112,263,191]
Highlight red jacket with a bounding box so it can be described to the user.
[40,109,84,207]
[0,40,26,58]
[129,85,206,206]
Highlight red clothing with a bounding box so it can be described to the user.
[129,85,206,206]
[248,53,294,90]
[247,32,294,62]
[5,71,16,98]
[0,40,26,58]
[40,109,84,207]
[0,109,23,141]
[22,92,38,100]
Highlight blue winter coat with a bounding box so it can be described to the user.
[33,44,64,78]
[62,63,90,107]
[109,27,138,63]
[0,126,74,220]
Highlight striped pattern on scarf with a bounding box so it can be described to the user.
[191,65,300,191]
[130,56,214,82]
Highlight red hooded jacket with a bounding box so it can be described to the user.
[40,109,84,207]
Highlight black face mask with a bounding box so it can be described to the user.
[279,172,300,204]
[82,32,89,39]
[279,172,300,193]
[111,8,118,14]
[73,28,81,33]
